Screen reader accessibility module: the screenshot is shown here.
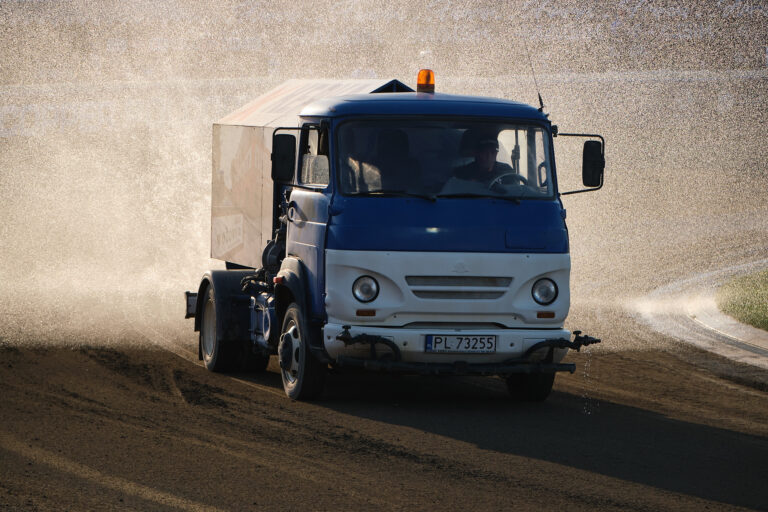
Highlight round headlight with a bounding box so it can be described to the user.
[352,276,379,303]
[531,278,558,305]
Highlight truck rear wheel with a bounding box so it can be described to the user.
[278,303,326,400]
[505,372,555,402]
[200,286,234,372]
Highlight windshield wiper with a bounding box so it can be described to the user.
[435,193,520,204]
[351,190,437,202]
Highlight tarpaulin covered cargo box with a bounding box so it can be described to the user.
[211,79,411,267]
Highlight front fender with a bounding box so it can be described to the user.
[275,257,308,323]
[275,257,331,363]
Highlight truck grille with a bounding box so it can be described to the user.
[404,276,512,300]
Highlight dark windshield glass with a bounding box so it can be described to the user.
[337,119,553,199]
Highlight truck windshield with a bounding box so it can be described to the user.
[337,119,553,199]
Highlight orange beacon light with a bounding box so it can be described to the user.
[416,69,435,93]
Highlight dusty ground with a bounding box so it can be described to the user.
[2,311,767,511]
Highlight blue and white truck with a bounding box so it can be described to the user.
[185,71,603,401]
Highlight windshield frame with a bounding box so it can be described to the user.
[332,115,558,201]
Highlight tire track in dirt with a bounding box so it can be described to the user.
[1,349,398,507]
[129,312,288,399]
[122,318,412,506]
[0,432,226,512]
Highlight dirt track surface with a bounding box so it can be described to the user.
[2,322,767,511]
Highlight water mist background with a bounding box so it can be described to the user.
[1,0,767,347]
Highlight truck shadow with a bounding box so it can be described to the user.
[318,371,768,510]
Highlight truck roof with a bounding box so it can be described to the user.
[301,93,549,122]
[216,79,547,128]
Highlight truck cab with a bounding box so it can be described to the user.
[187,73,603,401]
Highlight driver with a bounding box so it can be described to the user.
[452,138,514,185]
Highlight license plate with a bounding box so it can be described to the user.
[424,335,497,354]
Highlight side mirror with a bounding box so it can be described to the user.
[582,140,604,188]
[271,133,296,183]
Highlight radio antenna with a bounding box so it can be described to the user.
[523,40,545,113]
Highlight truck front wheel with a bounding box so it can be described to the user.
[278,303,326,400]
[506,372,555,402]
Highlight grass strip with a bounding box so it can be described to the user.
[716,269,768,332]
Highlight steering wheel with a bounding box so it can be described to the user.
[489,172,528,189]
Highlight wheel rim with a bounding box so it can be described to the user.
[281,321,301,386]
[202,297,216,358]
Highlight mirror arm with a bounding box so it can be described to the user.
[560,181,603,196]
[556,132,605,147]
[289,182,326,191]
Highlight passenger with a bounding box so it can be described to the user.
[373,129,422,191]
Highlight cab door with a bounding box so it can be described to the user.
[286,123,331,319]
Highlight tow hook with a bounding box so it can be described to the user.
[336,325,352,343]
[336,326,402,362]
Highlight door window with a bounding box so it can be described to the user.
[299,125,329,187]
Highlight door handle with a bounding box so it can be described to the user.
[286,201,298,223]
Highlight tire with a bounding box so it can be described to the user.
[199,286,234,372]
[278,303,326,400]
[506,372,555,402]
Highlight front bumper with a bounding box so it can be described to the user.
[321,324,600,375]
[333,357,577,376]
